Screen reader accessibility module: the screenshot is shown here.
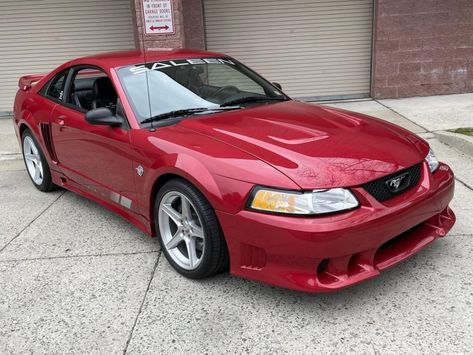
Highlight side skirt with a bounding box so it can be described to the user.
[51,170,153,237]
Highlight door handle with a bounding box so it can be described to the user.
[56,115,66,128]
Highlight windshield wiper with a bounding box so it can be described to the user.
[141,108,209,124]
[220,96,288,107]
[141,106,239,124]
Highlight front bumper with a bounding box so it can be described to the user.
[217,162,455,292]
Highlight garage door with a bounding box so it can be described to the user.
[204,0,373,100]
[0,0,136,113]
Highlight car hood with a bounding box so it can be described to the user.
[180,101,429,189]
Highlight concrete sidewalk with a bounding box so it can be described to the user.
[326,94,473,158]
[0,118,21,155]
[326,92,473,134]
[1,94,473,354]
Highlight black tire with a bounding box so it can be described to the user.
[22,129,59,192]
[155,178,229,279]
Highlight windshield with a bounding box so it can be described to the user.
[117,57,287,124]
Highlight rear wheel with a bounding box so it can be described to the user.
[22,129,58,192]
[155,178,229,279]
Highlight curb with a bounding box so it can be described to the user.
[434,131,473,157]
[0,153,22,161]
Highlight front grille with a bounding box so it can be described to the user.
[362,163,422,202]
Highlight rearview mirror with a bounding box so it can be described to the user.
[272,82,282,90]
[85,108,123,127]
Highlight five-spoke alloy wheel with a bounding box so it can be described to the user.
[158,191,205,270]
[23,135,44,186]
[155,179,229,278]
[22,129,57,192]
[21,129,58,192]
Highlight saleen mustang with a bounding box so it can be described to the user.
[13,49,455,292]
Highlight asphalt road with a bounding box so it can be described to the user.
[0,135,472,354]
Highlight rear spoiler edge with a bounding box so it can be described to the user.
[18,74,46,91]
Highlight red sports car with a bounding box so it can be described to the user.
[13,49,455,292]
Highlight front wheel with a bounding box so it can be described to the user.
[155,179,229,279]
[22,129,58,192]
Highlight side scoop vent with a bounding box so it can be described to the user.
[240,244,267,270]
[40,123,58,163]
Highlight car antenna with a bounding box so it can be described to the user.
[140,3,155,132]
[145,71,155,132]
[144,54,155,132]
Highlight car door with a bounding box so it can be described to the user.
[50,65,138,213]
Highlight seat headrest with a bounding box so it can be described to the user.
[174,66,204,89]
[93,77,116,99]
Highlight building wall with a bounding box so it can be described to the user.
[182,0,205,49]
[131,0,204,50]
[131,0,473,99]
[373,0,473,99]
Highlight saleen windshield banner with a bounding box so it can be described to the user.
[130,58,235,74]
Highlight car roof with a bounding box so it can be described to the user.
[70,48,228,70]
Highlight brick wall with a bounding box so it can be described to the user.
[131,0,204,50]
[182,1,205,49]
[373,0,473,98]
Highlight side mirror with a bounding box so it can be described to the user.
[85,108,123,127]
[272,82,282,90]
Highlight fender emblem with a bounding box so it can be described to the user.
[136,165,144,176]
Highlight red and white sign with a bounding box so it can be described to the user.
[142,0,175,35]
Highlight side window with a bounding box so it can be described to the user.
[45,71,67,100]
[68,68,118,113]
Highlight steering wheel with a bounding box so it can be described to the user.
[206,85,240,103]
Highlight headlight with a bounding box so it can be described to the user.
[248,187,359,215]
[425,148,439,173]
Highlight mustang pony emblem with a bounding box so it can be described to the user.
[386,172,410,192]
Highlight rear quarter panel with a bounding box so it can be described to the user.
[13,88,58,164]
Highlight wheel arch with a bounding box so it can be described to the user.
[148,172,213,237]
[19,122,31,138]
[17,112,38,144]
[149,173,182,222]
[147,161,226,237]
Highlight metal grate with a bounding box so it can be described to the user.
[362,163,422,202]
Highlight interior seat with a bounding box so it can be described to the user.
[70,83,82,108]
[174,66,204,95]
[91,77,118,111]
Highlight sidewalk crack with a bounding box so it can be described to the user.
[375,99,430,133]
[455,177,473,192]
[0,250,160,263]
[123,251,161,354]
[0,190,66,254]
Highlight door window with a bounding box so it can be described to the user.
[68,68,117,113]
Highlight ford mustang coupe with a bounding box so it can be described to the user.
[13,49,455,292]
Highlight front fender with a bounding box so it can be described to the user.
[148,152,228,211]
[135,148,256,224]
[130,127,298,227]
